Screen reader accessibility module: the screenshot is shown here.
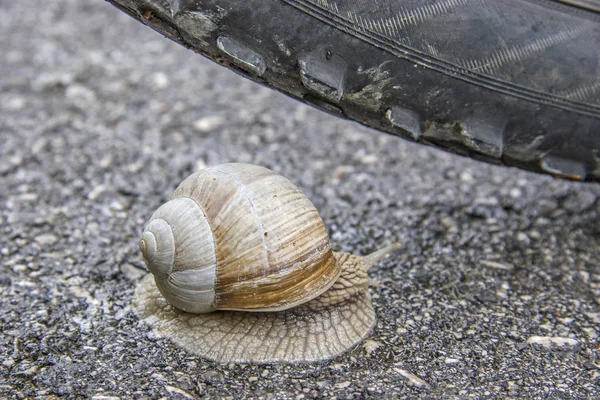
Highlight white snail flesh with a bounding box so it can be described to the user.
[133,163,399,363]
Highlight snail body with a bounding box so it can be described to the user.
[134,163,399,363]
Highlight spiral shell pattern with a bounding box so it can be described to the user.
[140,163,340,313]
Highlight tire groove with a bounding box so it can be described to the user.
[284,0,600,117]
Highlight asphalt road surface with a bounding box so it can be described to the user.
[1,1,599,398]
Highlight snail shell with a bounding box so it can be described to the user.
[138,163,340,313]
[134,163,400,363]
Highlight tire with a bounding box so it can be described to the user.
[107,0,600,182]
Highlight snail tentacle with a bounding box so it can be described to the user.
[362,241,402,270]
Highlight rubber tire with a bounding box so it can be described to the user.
[108,0,600,181]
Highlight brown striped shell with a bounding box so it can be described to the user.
[139,163,341,314]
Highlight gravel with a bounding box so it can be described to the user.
[1,1,599,398]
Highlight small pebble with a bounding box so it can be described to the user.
[335,381,351,389]
[165,386,194,399]
[527,336,580,349]
[363,339,382,355]
[66,84,97,105]
[99,155,113,169]
[15,365,39,377]
[585,313,600,323]
[195,159,207,171]
[360,154,379,165]
[6,97,26,110]
[393,368,430,388]
[509,188,522,198]
[481,260,514,271]
[582,327,597,340]
[193,116,225,133]
[88,185,107,201]
[460,171,473,182]
[516,232,530,244]
[316,380,332,389]
[201,371,224,385]
[152,72,169,89]
[35,233,58,246]
[444,357,461,365]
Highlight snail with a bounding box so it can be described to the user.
[133,163,400,363]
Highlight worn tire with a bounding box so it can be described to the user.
[108,0,600,181]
